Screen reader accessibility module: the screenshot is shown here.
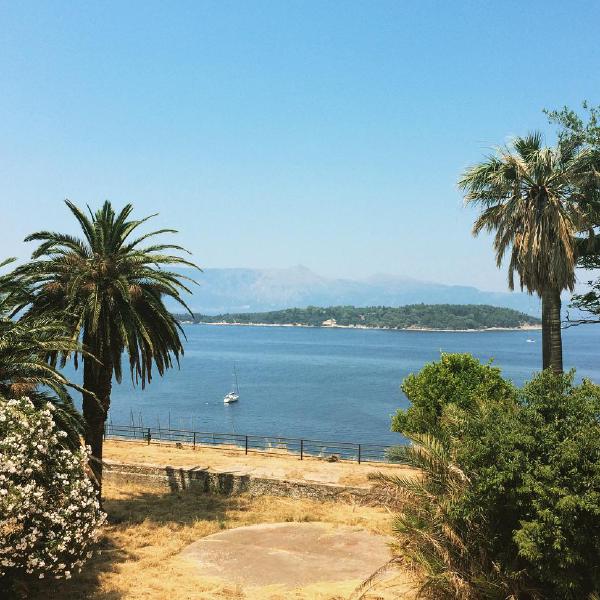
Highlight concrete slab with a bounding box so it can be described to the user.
[180,522,392,589]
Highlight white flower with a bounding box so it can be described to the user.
[0,397,105,580]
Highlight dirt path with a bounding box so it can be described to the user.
[104,439,415,487]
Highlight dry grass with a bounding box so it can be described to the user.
[103,439,416,488]
[26,480,415,600]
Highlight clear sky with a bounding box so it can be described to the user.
[1,1,599,292]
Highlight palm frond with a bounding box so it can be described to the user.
[368,432,527,599]
[20,199,200,391]
[0,258,86,448]
[460,132,598,294]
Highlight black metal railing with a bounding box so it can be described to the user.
[104,423,396,463]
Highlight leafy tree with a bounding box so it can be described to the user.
[17,201,199,492]
[459,133,599,372]
[545,101,600,154]
[391,353,515,442]
[546,103,600,327]
[568,280,600,325]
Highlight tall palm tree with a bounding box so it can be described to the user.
[18,201,199,491]
[459,132,598,372]
[0,258,84,449]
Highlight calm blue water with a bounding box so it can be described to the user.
[67,324,600,445]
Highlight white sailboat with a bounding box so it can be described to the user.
[223,364,240,403]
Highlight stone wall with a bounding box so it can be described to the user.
[104,460,380,504]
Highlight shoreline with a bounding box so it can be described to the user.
[181,321,542,333]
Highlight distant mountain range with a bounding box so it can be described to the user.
[170,265,542,316]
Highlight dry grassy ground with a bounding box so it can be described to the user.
[27,480,415,600]
[103,439,415,487]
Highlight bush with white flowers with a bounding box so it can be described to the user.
[0,396,106,582]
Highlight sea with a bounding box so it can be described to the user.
[66,324,600,446]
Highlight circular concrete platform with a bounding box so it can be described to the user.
[180,522,392,589]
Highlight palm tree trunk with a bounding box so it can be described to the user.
[541,292,551,370]
[547,288,563,373]
[82,341,113,497]
[542,288,563,373]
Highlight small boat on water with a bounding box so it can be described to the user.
[526,339,536,343]
[224,364,240,403]
[224,391,239,403]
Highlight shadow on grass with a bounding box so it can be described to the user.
[7,534,126,600]
[106,478,234,527]
[18,483,239,600]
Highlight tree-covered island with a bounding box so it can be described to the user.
[177,304,541,331]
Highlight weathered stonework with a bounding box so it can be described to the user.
[104,459,380,504]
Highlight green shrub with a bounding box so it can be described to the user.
[391,352,515,441]
[380,358,600,599]
[458,370,600,598]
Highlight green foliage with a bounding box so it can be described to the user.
[373,432,520,600]
[458,370,600,598]
[16,200,200,489]
[545,103,600,229]
[381,357,600,599]
[546,102,600,323]
[18,200,199,388]
[570,278,600,323]
[459,129,600,371]
[459,131,597,295]
[0,258,84,449]
[545,101,600,154]
[391,353,515,440]
[181,304,540,331]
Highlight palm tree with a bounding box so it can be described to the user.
[0,258,84,449]
[459,132,598,372]
[365,434,476,600]
[363,433,532,600]
[18,201,199,491]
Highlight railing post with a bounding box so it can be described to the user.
[103,424,383,466]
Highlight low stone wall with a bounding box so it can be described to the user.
[104,460,379,504]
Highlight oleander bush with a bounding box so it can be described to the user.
[0,396,105,586]
[379,360,600,599]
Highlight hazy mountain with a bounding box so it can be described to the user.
[171,265,542,316]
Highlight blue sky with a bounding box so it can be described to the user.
[1,1,599,291]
